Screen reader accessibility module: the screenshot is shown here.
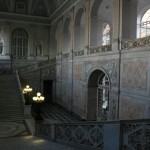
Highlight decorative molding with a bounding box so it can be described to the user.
[73,50,84,57]
[89,45,111,54]
[0,12,49,25]
[62,53,70,59]
[122,122,150,149]
[38,58,56,68]
[121,36,150,50]
[84,60,118,87]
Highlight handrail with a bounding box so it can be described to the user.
[15,69,25,104]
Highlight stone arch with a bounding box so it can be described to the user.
[87,69,110,121]
[137,4,150,38]
[90,0,102,47]
[74,7,86,51]
[62,16,71,54]
[90,0,112,46]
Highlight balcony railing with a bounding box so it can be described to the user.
[89,45,111,54]
[121,36,150,50]
[35,119,150,150]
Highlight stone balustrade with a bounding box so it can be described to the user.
[121,36,150,50]
[89,45,112,54]
[35,119,150,150]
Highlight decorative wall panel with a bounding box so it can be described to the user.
[120,99,145,120]
[62,64,68,80]
[73,85,83,112]
[122,61,147,90]
[41,66,56,80]
[84,60,118,87]
[73,64,83,81]
[122,122,150,150]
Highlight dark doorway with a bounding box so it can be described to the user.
[43,80,53,103]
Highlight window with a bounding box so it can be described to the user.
[11,28,28,59]
[16,2,27,14]
[140,9,150,38]
[102,24,110,45]
[97,72,109,120]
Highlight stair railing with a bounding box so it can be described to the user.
[15,69,25,104]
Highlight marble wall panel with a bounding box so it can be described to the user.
[62,64,68,80]
[73,84,86,117]
[73,63,83,81]
[120,97,145,120]
[122,61,147,90]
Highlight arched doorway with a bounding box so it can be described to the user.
[11,28,28,59]
[87,69,110,121]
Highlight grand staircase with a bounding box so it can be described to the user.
[0,73,24,122]
[0,72,29,138]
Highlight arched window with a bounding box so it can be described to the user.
[62,17,71,54]
[140,9,150,38]
[97,72,109,120]
[11,28,28,59]
[102,24,110,45]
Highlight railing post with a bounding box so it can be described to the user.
[104,123,120,150]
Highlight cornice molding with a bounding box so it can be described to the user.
[0,12,49,25]
[0,0,81,26]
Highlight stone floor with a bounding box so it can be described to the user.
[0,121,81,150]
[0,136,80,150]
[0,122,28,138]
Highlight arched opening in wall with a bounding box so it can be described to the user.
[90,0,102,47]
[102,23,110,45]
[74,7,85,51]
[140,8,150,38]
[50,25,57,59]
[87,69,110,121]
[90,0,112,47]
[43,80,53,103]
[62,17,71,54]
[11,28,28,59]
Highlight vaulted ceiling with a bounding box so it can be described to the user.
[0,0,67,17]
